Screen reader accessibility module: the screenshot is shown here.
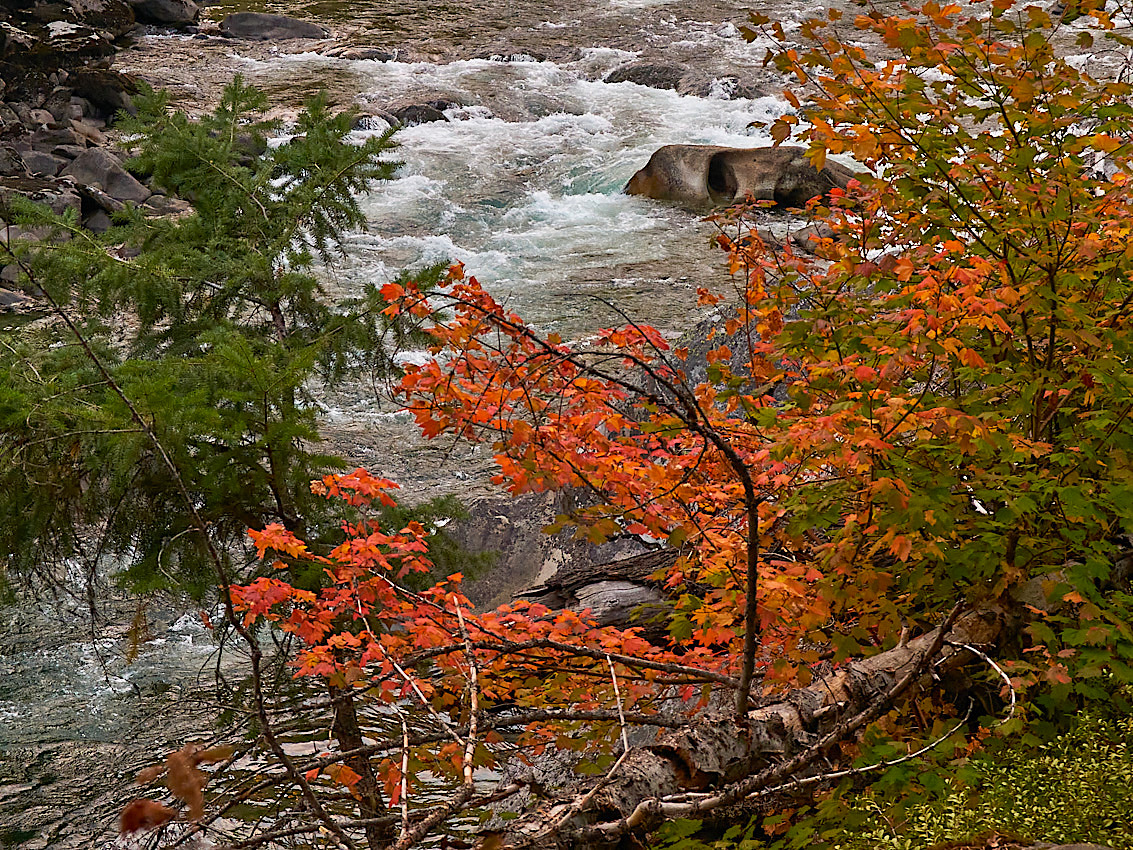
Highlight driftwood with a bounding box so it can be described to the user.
[478,604,1004,849]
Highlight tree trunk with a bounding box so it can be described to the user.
[330,684,396,849]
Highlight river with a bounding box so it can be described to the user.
[1,0,795,845]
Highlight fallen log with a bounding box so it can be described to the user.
[478,603,1002,849]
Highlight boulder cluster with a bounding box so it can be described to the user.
[0,0,199,311]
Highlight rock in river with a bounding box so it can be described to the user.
[625,144,857,209]
[219,12,329,41]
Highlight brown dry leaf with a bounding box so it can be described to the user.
[166,744,206,820]
[192,745,234,765]
[135,764,165,785]
[119,798,175,834]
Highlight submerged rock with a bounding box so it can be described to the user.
[625,144,857,209]
[218,12,328,41]
[604,61,686,90]
[391,103,448,126]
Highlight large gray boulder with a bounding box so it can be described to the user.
[219,13,328,41]
[60,147,149,203]
[127,0,199,25]
[624,145,857,210]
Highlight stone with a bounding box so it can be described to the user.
[52,144,87,159]
[45,91,76,124]
[69,95,95,118]
[83,208,112,232]
[142,193,191,217]
[42,20,117,61]
[0,147,26,177]
[60,147,150,203]
[15,127,86,150]
[67,0,137,40]
[79,182,125,213]
[0,175,82,216]
[68,68,139,119]
[70,118,107,146]
[218,12,328,41]
[13,103,36,127]
[624,145,858,210]
[27,108,55,127]
[127,0,199,25]
[21,150,66,176]
[789,221,837,253]
[390,103,448,126]
[604,62,687,91]
[321,45,396,61]
[0,286,36,312]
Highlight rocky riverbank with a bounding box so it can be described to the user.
[0,0,195,311]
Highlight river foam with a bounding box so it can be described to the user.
[239,49,789,334]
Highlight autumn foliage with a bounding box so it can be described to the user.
[128,0,1133,845]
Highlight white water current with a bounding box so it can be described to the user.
[243,44,787,334]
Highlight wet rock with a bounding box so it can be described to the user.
[21,150,66,176]
[320,44,396,60]
[60,147,149,203]
[604,61,686,90]
[790,221,837,253]
[218,12,328,41]
[391,103,448,126]
[624,145,857,210]
[704,75,765,100]
[353,108,401,131]
[127,0,200,25]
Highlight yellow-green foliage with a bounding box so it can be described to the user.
[652,711,1133,850]
[835,713,1133,850]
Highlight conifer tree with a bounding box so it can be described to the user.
[0,77,435,596]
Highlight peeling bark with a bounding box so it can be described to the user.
[478,606,1004,849]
